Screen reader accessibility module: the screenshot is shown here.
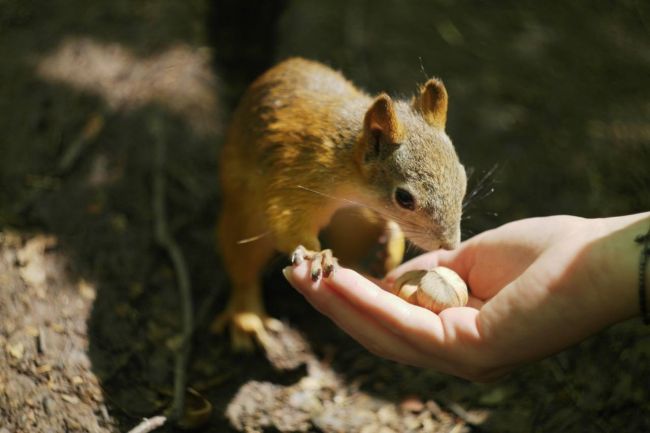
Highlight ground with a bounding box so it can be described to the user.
[1,1,649,432]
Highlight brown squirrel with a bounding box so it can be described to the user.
[212,58,467,350]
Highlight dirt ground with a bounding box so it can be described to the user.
[1,1,650,432]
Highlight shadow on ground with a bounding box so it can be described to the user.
[1,1,649,432]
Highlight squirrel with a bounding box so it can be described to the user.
[212,58,467,351]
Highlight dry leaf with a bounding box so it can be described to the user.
[78,279,96,300]
[8,343,24,359]
[24,326,39,337]
[61,394,80,404]
[35,364,52,374]
[400,395,425,413]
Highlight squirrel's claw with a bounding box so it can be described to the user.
[291,246,337,281]
[291,245,307,266]
[212,308,283,352]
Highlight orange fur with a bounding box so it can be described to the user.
[215,58,466,349]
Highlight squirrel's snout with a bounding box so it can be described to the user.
[440,227,461,250]
[407,225,460,251]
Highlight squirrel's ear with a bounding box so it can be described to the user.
[363,94,402,144]
[413,78,448,129]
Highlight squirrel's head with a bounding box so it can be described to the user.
[355,78,466,251]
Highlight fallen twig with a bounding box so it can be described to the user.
[193,278,225,332]
[127,416,167,433]
[150,114,194,421]
[58,111,106,174]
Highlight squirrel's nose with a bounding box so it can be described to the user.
[440,227,461,250]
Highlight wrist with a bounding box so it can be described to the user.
[590,213,650,324]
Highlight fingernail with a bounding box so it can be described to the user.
[282,266,296,286]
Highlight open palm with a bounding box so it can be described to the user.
[284,214,644,380]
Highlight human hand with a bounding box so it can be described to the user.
[283,214,648,381]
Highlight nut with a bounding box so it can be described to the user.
[391,267,468,313]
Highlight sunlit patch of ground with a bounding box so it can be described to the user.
[36,37,220,135]
[0,233,113,433]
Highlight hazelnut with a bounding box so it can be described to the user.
[391,267,468,313]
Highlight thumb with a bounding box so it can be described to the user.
[383,244,474,289]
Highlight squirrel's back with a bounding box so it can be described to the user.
[222,58,370,161]
[246,57,364,108]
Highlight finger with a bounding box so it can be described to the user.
[285,263,501,379]
[318,266,486,365]
[285,263,455,370]
[384,246,473,289]
[467,296,485,309]
[384,251,444,285]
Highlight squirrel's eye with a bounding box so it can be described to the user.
[394,188,416,211]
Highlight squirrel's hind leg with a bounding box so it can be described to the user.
[212,206,281,352]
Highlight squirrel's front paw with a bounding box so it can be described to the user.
[291,245,337,281]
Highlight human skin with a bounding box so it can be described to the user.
[283,212,650,381]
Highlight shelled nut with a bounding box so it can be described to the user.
[391,267,468,313]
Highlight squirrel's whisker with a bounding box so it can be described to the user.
[236,231,271,245]
[294,185,421,231]
[463,164,498,210]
